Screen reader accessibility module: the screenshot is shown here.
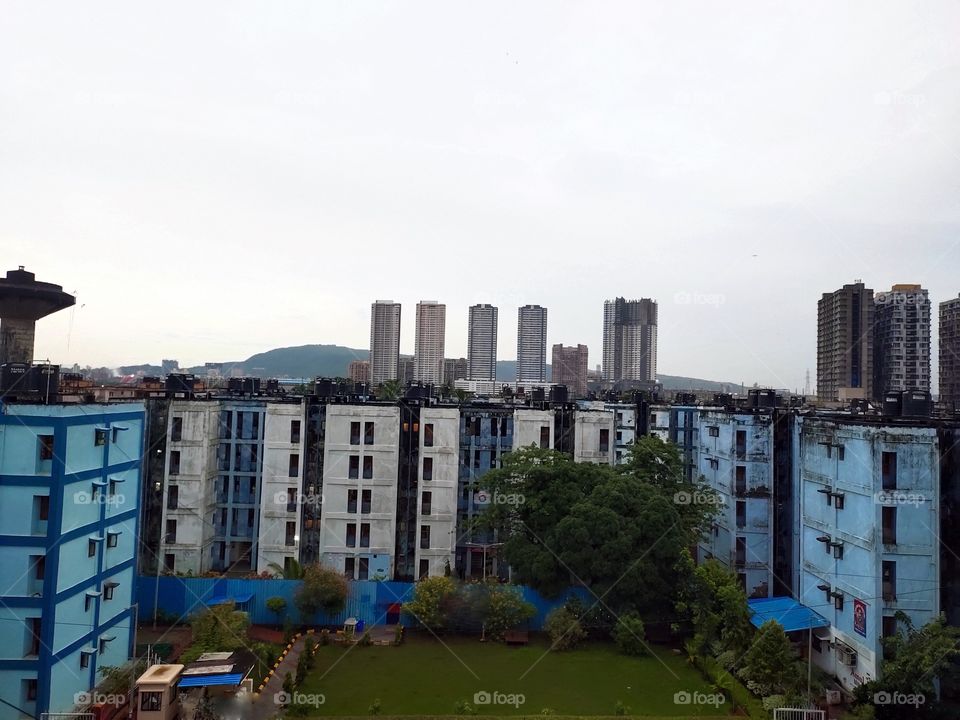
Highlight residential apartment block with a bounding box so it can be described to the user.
[940,294,960,410]
[817,282,874,402]
[873,284,931,397]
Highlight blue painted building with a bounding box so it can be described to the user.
[0,401,144,719]
[794,415,941,693]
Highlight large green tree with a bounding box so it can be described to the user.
[674,552,753,657]
[478,447,688,617]
[295,563,348,619]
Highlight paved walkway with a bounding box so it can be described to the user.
[249,635,307,720]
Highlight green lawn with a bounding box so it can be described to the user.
[297,635,731,717]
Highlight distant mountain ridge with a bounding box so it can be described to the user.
[118,343,746,392]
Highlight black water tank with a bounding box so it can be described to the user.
[883,392,902,416]
[675,392,696,405]
[901,390,932,418]
[714,393,733,406]
[1,362,29,392]
[166,373,195,393]
[241,377,260,394]
[550,385,568,403]
[266,379,280,393]
[315,378,334,397]
[530,387,546,402]
[28,364,59,394]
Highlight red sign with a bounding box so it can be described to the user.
[854,598,867,637]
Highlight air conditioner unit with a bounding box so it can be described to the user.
[836,643,858,667]
[825,690,842,705]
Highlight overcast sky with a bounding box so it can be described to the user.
[2,2,959,390]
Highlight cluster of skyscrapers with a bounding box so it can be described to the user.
[817,281,960,408]
[361,297,659,397]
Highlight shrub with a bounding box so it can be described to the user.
[303,637,317,668]
[614,700,630,716]
[484,584,536,640]
[612,613,648,656]
[453,700,477,716]
[393,624,404,645]
[319,629,330,646]
[295,646,310,685]
[402,576,457,632]
[359,630,373,647]
[544,607,586,651]
[295,563,349,619]
[266,596,288,623]
[368,698,382,716]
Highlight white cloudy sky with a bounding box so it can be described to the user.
[2,2,959,390]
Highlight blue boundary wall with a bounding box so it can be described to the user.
[137,576,591,629]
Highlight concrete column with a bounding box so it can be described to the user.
[0,317,37,364]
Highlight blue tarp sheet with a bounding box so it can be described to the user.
[747,597,830,632]
[179,673,245,688]
[203,593,254,606]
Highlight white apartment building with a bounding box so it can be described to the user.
[468,304,498,381]
[370,300,402,385]
[257,403,306,573]
[416,407,459,578]
[573,410,615,464]
[414,300,446,385]
[319,404,400,580]
[513,408,555,449]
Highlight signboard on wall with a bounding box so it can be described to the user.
[854,598,867,637]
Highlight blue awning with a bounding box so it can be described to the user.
[178,673,244,688]
[748,597,830,633]
[203,593,254,606]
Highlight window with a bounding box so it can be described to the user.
[286,488,297,513]
[288,453,299,478]
[361,489,371,514]
[599,428,610,453]
[38,434,54,461]
[834,493,845,510]
[708,458,719,470]
[285,522,296,546]
[735,466,746,494]
[423,457,433,481]
[164,553,175,572]
[35,495,49,522]
[363,456,373,479]
[708,426,719,437]
[344,557,355,579]
[424,423,434,447]
[80,652,90,669]
[491,417,499,436]
[834,593,844,611]
[539,426,550,449]
[882,615,897,639]
[140,692,162,712]
[25,679,38,702]
[882,451,897,490]
[350,421,361,445]
[882,506,897,544]
[419,559,429,579]
[838,446,845,461]
[290,420,301,444]
[358,557,369,580]
[171,417,183,442]
[99,637,111,654]
[88,539,97,558]
[811,636,823,653]
[473,448,481,469]
[364,421,375,445]
[347,489,358,514]
[107,531,119,548]
[95,428,108,446]
[359,523,370,548]
[32,555,45,580]
[167,485,179,510]
[882,561,896,601]
[420,525,431,549]
[736,500,746,528]
[165,519,177,544]
[169,450,181,475]
[735,536,746,565]
[735,430,746,458]
[348,455,359,479]
[103,582,117,601]
[421,491,432,516]
[832,542,844,560]
[27,617,41,656]
[346,523,357,548]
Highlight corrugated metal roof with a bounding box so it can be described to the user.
[748,597,830,632]
[178,673,244,688]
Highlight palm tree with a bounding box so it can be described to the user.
[267,559,305,579]
[452,388,473,405]
[377,379,404,401]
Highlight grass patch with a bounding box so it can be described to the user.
[298,635,731,717]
